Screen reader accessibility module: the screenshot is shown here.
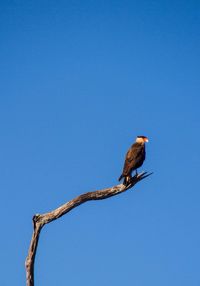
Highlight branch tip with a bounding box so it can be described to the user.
[32,214,41,229]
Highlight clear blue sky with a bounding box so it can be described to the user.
[1,0,200,285]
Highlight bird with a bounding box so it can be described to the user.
[118,135,149,185]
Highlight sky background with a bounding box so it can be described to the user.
[1,0,200,285]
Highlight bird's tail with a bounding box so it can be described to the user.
[118,174,123,181]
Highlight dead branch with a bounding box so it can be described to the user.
[25,171,152,286]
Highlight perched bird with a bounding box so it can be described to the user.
[118,135,149,185]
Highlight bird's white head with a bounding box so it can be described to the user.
[136,135,149,144]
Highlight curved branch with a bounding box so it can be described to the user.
[25,171,152,286]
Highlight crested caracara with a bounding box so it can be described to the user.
[118,135,149,185]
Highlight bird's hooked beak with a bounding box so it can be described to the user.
[144,137,149,143]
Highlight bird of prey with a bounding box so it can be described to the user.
[118,135,149,185]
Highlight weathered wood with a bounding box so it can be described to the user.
[25,171,152,286]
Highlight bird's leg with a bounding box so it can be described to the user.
[124,176,131,186]
[123,177,127,186]
[135,169,138,176]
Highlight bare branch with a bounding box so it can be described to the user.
[25,171,152,286]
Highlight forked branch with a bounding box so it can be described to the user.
[25,171,152,286]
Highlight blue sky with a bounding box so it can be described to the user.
[1,0,200,285]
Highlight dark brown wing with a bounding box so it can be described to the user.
[122,143,145,176]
